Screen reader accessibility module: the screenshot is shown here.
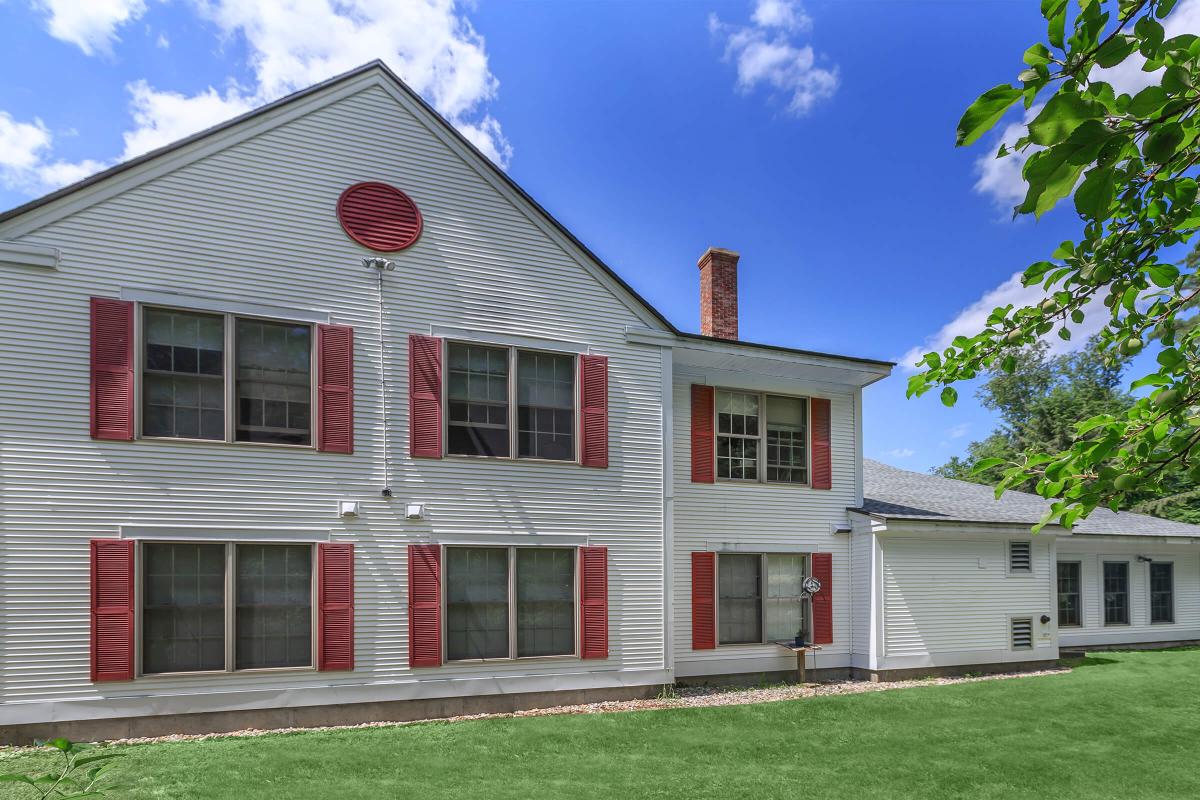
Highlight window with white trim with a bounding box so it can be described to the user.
[1057,561,1081,627]
[717,553,809,645]
[141,542,313,674]
[141,307,313,446]
[444,546,576,661]
[1150,561,1174,624]
[445,342,576,461]
[716,390,809,484]
[1103,561,1130,625]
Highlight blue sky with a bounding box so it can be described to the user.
[2,0,1194,472]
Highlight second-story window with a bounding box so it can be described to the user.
[141,306,313,446]
[446,342,577,462]
[716,390,809,484]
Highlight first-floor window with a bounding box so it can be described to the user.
[718,553,808,645]
[445,546,576,661]
[1057,561,1081,627]
[1103,561,1130,626]
[141,542,313,674]
[1150,562,1174,624]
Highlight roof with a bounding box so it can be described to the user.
[0,60,892,370]
[859,459,1200,538]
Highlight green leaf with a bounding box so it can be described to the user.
[1144,122,1184,163]
[1158,0,1180,18]
[1023,43,1052,66]
[940,386,958,407]
[972,458,1007,473]
[1028,92,1102,146]
[1094,34,1138,68]
[0,775,37,785]
[1163,64,1192,93]
[1148,263,1180,287]
[1043,0,1067,48]
[1075,166,1116,219]
[956,84,1022,147]
[1135,15,1166,56]
[1128,85,1168,116]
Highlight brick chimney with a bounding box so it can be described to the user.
[698,247,739,340]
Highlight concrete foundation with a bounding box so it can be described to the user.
[849,659,1060,682]
[675,667,850,688]
[0,684,664,745]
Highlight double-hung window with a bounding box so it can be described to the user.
[1056,561,1081,627]
[446,342,576,462]
[1102,561,1130,626]
[142,542,314,674]
[445,546,576,661]
[717,553,808,645]
[142,307,313,446]
[1150,562,1174,624]
[716,390,809,484]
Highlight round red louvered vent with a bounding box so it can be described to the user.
[336,182,423,252]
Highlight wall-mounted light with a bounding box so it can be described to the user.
[338,500,360,518]
[1137,555,1153,563]
[405,503,427,521]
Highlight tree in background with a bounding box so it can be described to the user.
[908,0,1200,529]
[935,334,1200,521]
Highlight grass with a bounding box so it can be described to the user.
[3,649,1199,799]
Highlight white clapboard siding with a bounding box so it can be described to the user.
[671,375,859,676]
[850,517,875,665]
[0,75,667,716]
[1057,538,1200,646]
[881,536,1053,661]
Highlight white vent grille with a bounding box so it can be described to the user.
[1009,541,1032,572]
[1011,617,1033,650]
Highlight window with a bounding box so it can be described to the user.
[716,391,809,484]
[235,319,311,445]
[445,342,578,461]
[517,351,575,460]
[1103,561,1130,625]
[1057,562,1082,627]
[445,546,576,661]
[141,542,313,674]
[1150,561,1174,624]
[447,344,510,457]
[717,553,809,645]
[1009,541,1032,573]
[141,307,313,446]
[1011,617,1033,650]
[143,309,225,440]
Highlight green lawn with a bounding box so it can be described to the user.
[3,649,1199,800]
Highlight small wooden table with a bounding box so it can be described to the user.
[771,641,823,684]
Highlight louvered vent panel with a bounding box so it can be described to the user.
[1011,617,1033,650]
[1009,541,1032,572]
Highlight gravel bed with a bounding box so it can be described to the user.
[1,667,1067,752]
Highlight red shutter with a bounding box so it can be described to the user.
[811,397,831,490]
[408,544,442,667]
[580,355,608,468]
[811,552,833,645]
[317,325,354,453]
[90,539,134,682]
[317,542,355,671]
[691,552,716,649]
[90,298,134,441]
[691,385,715,483]
[579,546,609,658]
[409,335,442,458]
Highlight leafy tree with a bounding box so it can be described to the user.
[935,339,1134,490]
[908,0,1200,529]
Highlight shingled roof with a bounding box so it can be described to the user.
[859,459,1200,538]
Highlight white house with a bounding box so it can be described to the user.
[0,62,1194,743]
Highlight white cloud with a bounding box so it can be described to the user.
[33,0,148,56]
[7,0,511,195]
[1092,0,1200,96]
[120,80,255,160]
[947,423,970,439]
[882,448,915,459]
[973,103,1042,210]
[899,271,1110,372]
[710,0,838,116]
